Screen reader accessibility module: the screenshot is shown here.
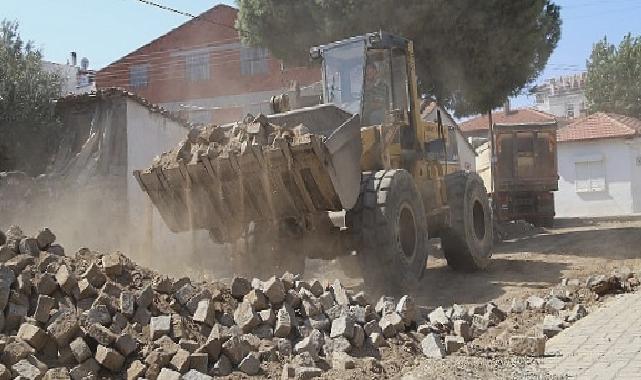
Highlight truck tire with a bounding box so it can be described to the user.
[348,170,428,292]
[232,222,306,277]
[441,171,493,271]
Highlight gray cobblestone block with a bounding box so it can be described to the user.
[70,337,92,363]
[126,360,147,380]
[170,349,191,373]
[238,353,261,375]
[396,295,417,325]
[188,352,208,374]
[119,291,135,317]
[36,274,58,295]
[230,277,251,299]
[444,335,464,354]
[234,301,259,333]
[421,333,446,359]
[95,345,125,372]
[101,253,123,277]
[83,263,106,288]
[263,276,286,304]
[331,279,350,306]
[115,333,138,357]
[183,369,212,380]
[33,295,55,323]
[245,289,269,311]
[85,322,117,346]
[16,323,48,350]
[428,306,450,326]
[274,307,292,338]
[11,359,42,380]
[157,367,181,380]
[175,283,197,306]
[212,354,232,376]
[330,315,355,339]
[150,315,171,339]
[379,312,404,338]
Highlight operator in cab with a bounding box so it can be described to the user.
[362,58,391,126]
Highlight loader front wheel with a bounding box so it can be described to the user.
[441,171,493,271]
[348,170,428,293]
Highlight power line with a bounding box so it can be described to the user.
[131,0,240,32]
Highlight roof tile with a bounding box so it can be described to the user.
[557,113,641,142]
[459,108,556,133]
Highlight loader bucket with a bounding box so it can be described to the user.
[133,105,363,242]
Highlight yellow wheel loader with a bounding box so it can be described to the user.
[134,32,493,291]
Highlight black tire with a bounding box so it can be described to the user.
[231,222,306,277]
[348,170,429,292]
[441,171,493,271]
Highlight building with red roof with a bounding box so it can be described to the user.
[556,113,641,217]
[96,5,320,125]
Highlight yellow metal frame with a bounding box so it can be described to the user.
[359,40,449,211]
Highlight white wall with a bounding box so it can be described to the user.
[535,91,586,119]
[475,141,493,193]
[556,138,641,217]
[456,132,476,171]
[125,99,212,268]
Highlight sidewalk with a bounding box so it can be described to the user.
[540,291,641,379]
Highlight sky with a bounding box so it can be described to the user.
[2,0,641,108]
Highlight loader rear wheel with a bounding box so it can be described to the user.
[348,170,428,292]
[441,171,493,271]
[232,222,306,277]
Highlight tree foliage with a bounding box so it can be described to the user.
[585,34,641,119]
[236,0,561,116]
[0,20,61,173]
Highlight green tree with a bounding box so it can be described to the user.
[0,20,62,174]
[585,34,641,119]
[236,0,561,116]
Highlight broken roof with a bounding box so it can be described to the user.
[557,113,641,142]
[55,87,193,129]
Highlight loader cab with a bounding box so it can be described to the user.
[312,32,416,129]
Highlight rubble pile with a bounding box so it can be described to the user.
[504,269,640,356]
[0,224,639,379]
[0,225,513,379]
[153,115,311,170]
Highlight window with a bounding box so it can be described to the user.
[240,47,269,76]
[185,53,210,81]
[129,64,149,88]
[516,132,535,178]
[566,103,575,118]
[575,160,605,192]
[535,94,545,104]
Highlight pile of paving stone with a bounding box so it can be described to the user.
[152,114,312,171]
[0,225,514,379]
[505,269,640,357]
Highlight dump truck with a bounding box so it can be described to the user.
[476,121,558,228]
[134,32,493,291]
